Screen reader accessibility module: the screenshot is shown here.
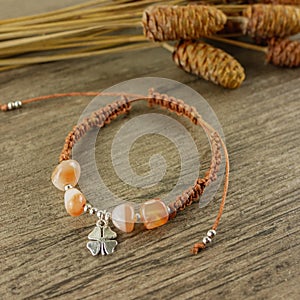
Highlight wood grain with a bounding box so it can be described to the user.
[0,1,300,300]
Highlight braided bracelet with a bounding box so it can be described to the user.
[1,89,229,256]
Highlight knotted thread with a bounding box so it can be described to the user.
[243,4,300,38]
[173,40,246,89]
[59,97,131,162]
[142,5,227,41]
[3,90,229,255]
[146,90,223,219]
[57,90,229,254]
[267,38,300,67]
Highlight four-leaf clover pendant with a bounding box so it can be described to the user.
[87,222,118,256]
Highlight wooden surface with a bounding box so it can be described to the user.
[1,1,300,299]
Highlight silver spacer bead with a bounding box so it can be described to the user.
[207,229,217,238]
[7,101,22,111]
[7,102,13,110]
[15,101,22,108]
[89,207,97,215]
[64,184,73,191]
[84,204,92,213]
[104,211,111,221]
[96,210,105,218]
[135,213,141,222]
[96,210,110,220]
[202,236,212,245]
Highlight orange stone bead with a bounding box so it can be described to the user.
[64,188,86,216]
[112,203,135,233]
[140,199,169,230]
[51,159,81,191]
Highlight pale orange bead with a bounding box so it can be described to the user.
[64,188,86,217]
[112,203,135,233]
[51,159,81,191]
[140,199,169,230]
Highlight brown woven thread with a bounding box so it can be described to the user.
[146,90,223,218]
[59,90,223,222]
[137,90,228,253]
[243,4,300,39]
[55,90,229,254]
[142,5,227,41]
[172,40,245,89]
[59,97,131,162]
[3,90,229,254]
[267,38,300,67]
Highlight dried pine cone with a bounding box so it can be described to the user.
[267,38,300,67]
[219,19,245,35]
[243,4,300,39]
[173,41,246,89]
[187,0,300,4]
[142,5,227,41]
[259,0,300,4]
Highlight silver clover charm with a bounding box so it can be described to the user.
[87,220,118,256]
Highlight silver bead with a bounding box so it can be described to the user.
[15,101,22,108]
[202,236,212,245]
[84,204,92,213]
[7,102,14,110]
[64,184,73,191]
[89,207,97,215]
[135,213,141,222]
[207,230,216,238]
[104,212,111,221]
[96,210,105,218]
[7,101,22,110]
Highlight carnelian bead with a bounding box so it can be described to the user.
[64,188,86,216]
[140,199,169,230]
[112,203,135,233]
[51,159,81,191]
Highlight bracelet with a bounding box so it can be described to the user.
[1,89,229,256]
[49,89,229,256]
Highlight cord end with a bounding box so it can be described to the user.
[0,104,8,111]
[1,101,22,112]
[191,242,206,255]
[191,229,217,254]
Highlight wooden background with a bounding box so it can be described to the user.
[1,1,299,299]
